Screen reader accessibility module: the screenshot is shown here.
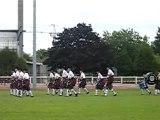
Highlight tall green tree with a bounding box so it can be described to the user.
[133,44,158,75]
[23,52,32,61]
[45,23,111,72]
[36,49,48,62]
[0,48,27,75]
[152,27,160,55]
[103,28,156,75]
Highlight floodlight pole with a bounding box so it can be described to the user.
[33,0,37,88]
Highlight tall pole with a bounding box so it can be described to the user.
[33,0,37,88]
[18,0,23,58]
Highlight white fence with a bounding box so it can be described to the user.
[0,76,144,85]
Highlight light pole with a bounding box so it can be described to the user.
[33,0,37,88]
[18,0,24,58]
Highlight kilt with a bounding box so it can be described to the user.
[78,79,86,88]
[23,79,30,91]
[17,80,23,89]
[61,77,68,89]
[10,79,16,89]
[71,77,76,86]
[155,80,160,89]
[47,83,53,89]
[66,77,76,89]
[62,80,68,89]
[96,79,106,90]
[14,80,18,89]
[106,76,114,90]
[53,78,62,89]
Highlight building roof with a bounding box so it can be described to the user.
[0,30,19,32]
[26,61,43,66]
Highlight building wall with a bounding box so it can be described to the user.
[0,32,18,50]
[26,62,48,76]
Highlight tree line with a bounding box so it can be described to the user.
[0,23,159,76]
[44,23,160,76]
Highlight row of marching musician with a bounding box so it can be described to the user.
[46,67,117,97]
[10,68,34,97]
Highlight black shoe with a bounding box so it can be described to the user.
[75,93,78,97]
[87,91,89,94]
[69,94,72,96]
[149,92,151,95]
[113,93,117,96]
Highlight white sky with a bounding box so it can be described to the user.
[0,0,160,55]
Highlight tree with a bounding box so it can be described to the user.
[36,49,48,62]
[152,27,160,55]
[133,44,158,75]
[23,52,32,61]
[45,23,111,73]
[0,48,27,75]
[103,28,156,75]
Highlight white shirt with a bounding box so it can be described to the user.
[107,69,114,76]
[23,73,30,79]
[19,71,24,79]
[80,72,86,79]
[158,73,160,80]
[68,71,74,79]
[97,73,103,79]
[49,72,54,78]
[54,73,60,79]
[11,72,16,78]
[62,70,68,78]
[15,71,20,78]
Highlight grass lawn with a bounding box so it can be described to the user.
[0,89,160,120]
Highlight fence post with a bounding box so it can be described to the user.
[135,77,138,84]
[91,77,94,85]
[121,77,123,84]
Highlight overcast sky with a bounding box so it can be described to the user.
[0,0,160,54]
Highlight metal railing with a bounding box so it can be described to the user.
[0,76,144,85]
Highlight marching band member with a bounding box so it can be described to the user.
[95,72,106,96]
[23,69,34,97]
[61,68,69,89]
[52,72,61,95]
[17,69,24,97]
[105,67,117,96]
[47,71,54,95]
[67,68,78,97]
[155,71,160,95]
[10,70,16,95]
[78,70,89,94]
[139,74,151,95]
[15,68,20,96]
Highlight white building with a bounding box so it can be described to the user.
[0,30,18,50]
[0,30,23,55]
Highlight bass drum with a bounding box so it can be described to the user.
[145,72,157,85]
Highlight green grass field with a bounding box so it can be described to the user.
[0,89,160,120]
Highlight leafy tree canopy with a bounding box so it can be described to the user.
[102,28,157,75]
[0,48,27,75]
[151,27,160,55]
[36,49,48,63]
[45,23,111,73]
